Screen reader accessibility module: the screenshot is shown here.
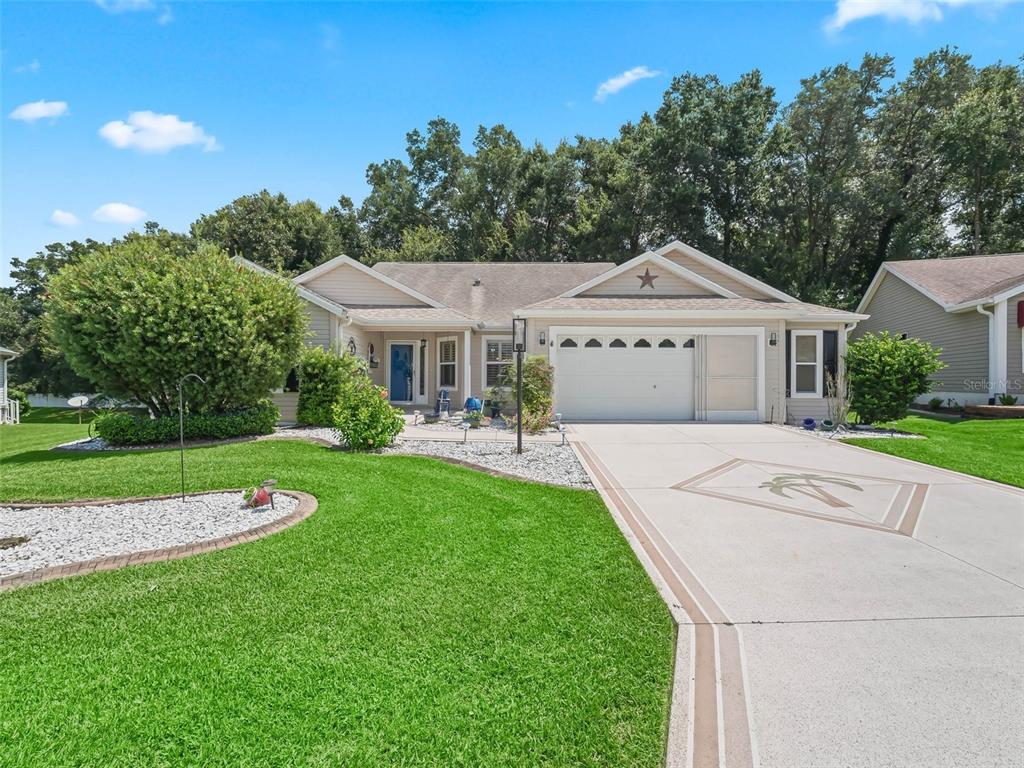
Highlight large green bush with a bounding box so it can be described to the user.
[846,332,945,424]
[95,401,279,446]
[5,387,30,417]
[332,378,405,450]
[499,355,555,433]
[296,347,364,425]
[47,239,306,417]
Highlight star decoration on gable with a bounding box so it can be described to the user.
[637,268,658,289]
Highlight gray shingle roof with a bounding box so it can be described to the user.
[345,306,476,325]
[372,261,614,326]
[518,296,858,317]
[884,253,1024,306]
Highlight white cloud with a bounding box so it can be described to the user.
[50,209,80,227]
[157,5,173,24]
[99,111,220,153]
[594,66,661,102]
[320,22,340,52]
[95,0,154,12]
[93,203,147,224]
[824,0,995,32]
[15,60,41,74]
[8,100,69,123]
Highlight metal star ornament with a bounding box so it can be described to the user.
[637,268,658,289]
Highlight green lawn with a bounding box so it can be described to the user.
[845,415,1024,488]
[0,423,674,767]
[19,405,98,424]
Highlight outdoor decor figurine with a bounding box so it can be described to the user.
[242,479,278,509]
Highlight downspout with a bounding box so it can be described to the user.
[976,304,995,398]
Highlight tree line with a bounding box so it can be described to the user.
[2,47,1022,395]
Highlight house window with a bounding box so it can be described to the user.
[633,338,652,348]
[484,338,513,387]
[791,330,823,398]
[609,338,627,348]
[438,337,457,389]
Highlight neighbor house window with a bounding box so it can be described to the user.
[438,337,457,389]
[484,338,513,387]
[791,330,823,398]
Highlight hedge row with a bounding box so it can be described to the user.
[95,401,278,446]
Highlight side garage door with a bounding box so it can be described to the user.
[702,334,759,422]
[554,333,695,421]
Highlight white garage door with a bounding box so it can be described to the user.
[555,333,695,421]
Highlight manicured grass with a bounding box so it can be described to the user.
[19,406,98,424]
[845,415,1024,488]
[0,423,673,767]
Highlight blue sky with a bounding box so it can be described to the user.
[2,0,1022,284]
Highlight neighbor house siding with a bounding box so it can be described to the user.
[1006,292,1024,394]
[856,272,988,396]
[579,269,710,296]
[659,252,777,300]
[304,263,428,307]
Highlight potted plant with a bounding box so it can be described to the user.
[485,387,504,418]
[801,417,816,431]
[465,410,482,429]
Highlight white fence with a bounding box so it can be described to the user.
[1,398,20,424]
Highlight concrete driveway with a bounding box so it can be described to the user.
[569,423,1024,768]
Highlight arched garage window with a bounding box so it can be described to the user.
[559,338,578,348]
[682,338,695,348]
[609,338,627,348]
[584,338,603,348]
[658,338,676,348]
[633,338,652,348]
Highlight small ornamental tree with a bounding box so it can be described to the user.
[47,239,306,416]
[499,354,555,433]
[845,332,945,424]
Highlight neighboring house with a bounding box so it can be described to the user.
[0,345,19,424]
[240,240,867,424]
[856,254,1024,406]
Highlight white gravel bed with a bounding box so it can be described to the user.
[261,426,342,445]
[780,424,924,440]
[0,492,298,577]
[381,439,592,488]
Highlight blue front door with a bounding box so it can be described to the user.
[389,344,414,402]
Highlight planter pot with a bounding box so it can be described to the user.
[490,407,500,418]
[821,419,835,431]
[801,418,817,431]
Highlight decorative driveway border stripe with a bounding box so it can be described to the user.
[574,441,755,768]
[0,490,317,592]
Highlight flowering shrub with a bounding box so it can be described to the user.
[332,380,404,450]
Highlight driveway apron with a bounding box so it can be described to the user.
[570,423,1024,768]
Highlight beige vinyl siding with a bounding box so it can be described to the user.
[271,391,299,423]
[527,317,784,423]
[305,303,333,350]
[304,263,428,307]
[580,269,711,296]
[1007,292,1023,394]
[659,252,777,300]
[856,272,988,393]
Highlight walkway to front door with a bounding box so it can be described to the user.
[388,343,413,403]
[569,423,1023,768]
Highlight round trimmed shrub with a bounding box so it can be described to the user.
[331,379,404,450]
[47,239,306,417]
[846,331,944,424]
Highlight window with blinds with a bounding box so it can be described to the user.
[485,339,513,386]
[438,338,457,388]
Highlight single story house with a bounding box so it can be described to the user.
[242,240,867,424]
[856,254,1024,405]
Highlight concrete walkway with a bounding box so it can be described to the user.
[569,423,1024,768]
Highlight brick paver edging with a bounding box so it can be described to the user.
[0,490,318,593]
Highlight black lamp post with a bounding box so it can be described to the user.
[177,373,206,501]
[512,317,527,454]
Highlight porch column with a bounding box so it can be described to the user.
[993,300,1008,395]
[463,329,472,400]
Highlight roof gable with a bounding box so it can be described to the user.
[858,254,1024,313]
[561,251,740,299]
[655,241,797,302]
[295,255,443,308]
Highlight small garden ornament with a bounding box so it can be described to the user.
[242,479,278,509]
